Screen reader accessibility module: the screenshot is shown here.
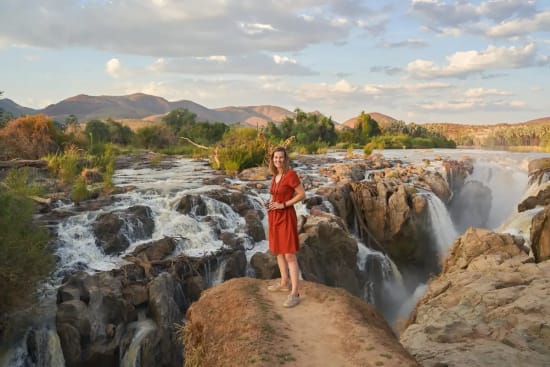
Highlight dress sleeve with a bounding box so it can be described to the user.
[286,170,300,188]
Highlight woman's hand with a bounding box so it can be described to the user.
[266,201,285,210]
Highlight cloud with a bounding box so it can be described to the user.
[411,0,543,38]
[418,98,527,111]
[464,87,511,97]
[406,43,537,79]
[148,53,316,76]
[487,11,550,38]
[410,0,479,29]
[384,38,427,48]
[106,58,122,78]
[0,0,385,57]
[370,65,403,76]
[294,79,451,103]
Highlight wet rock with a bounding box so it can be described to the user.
[93,205,154,255]
[176,194,208,216]
[531,205,550,262]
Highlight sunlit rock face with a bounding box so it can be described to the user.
[400,227,550,367]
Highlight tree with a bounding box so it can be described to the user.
[162,108,197,132]
[84,119,111,145]
[65,114,79,128]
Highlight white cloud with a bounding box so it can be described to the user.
[419,98,528,111]
[273,55,296,64]
[0,1,382,57]
[206,55,227,62]
[464,87,511,97]
[238,22,277,35]
[407,43,537,79]
[487,11,550,38]
[106,58,122,78]
[146,53,315,75]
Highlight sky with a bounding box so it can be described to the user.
[0,0,549,125]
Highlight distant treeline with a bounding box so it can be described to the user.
[424,121,550,151]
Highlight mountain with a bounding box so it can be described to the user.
[340,112,398,130]
[0,93,295,125]
[0,98,39,116]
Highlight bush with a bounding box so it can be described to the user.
[217,127,265,173]
[71,176,91,202]
[0,114,61,159]
[0,185,54,317]
[44,145,84,185]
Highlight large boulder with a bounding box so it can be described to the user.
[298,214,361,296]
[400,228,550,367]
[93,205,154,255]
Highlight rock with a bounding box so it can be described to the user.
[400,228,550,367]
[93,205,155,255]
[238,166,270,181]
[298,214,361,296]
[184,278,420,367]
[250,251,279,279]
[129,236,177,262]
[518,185,550,212]
[176,194,207,216]
[531,205,550,262]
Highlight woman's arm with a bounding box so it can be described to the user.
[284,183,305,208]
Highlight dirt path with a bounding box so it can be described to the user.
[261,281,418,367]
[184,278,419,367]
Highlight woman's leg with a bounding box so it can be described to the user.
[285,253,300,296]
[277,254,289,286]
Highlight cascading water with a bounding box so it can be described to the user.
[120,319,156,367]
[422,192,459,254]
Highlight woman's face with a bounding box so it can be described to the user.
[273,151,286,170]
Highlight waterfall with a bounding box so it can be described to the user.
[465,160,528,229]
[120,319,156,367]
[0,328,65,367]
[497,171,550,245]
[423,192,459,254]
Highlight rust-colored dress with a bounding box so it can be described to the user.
[268,169,301,254]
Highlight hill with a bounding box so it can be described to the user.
[184,277,419,366]
[422,116,550,147]
[340,112,398,130]
[0,98,39,117]
[0,93,295,126]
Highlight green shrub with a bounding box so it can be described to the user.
[71,176,91,203]
[363,141,377,156]
[3,168,44,197]
[217,127,265,173]
[44,145,83,185]
[0,189,54,316]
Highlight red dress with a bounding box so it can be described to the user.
[268,169,301,254]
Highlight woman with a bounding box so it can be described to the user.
[265,146,306,308]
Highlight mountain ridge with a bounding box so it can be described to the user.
[0,93,295,126]
[1,93,548,129]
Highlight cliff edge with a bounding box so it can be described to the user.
[183,278,419,367]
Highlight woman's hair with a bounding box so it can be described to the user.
[269,146,291,175]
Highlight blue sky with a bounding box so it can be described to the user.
[0,0,549,124]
